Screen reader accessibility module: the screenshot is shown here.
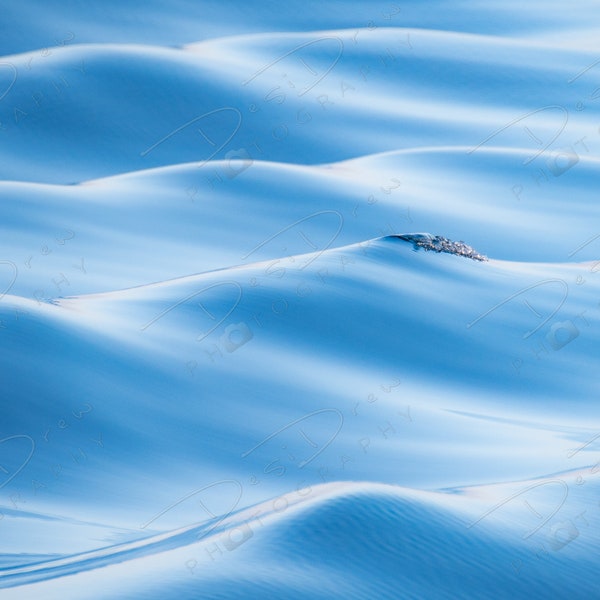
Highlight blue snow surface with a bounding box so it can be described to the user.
[1,1,600,598]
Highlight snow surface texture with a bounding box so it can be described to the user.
[1,1,600,598]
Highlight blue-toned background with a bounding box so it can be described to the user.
[1,1,599,597]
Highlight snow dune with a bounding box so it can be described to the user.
[2,2,599,597]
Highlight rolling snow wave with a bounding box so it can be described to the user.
[1,2,599,598]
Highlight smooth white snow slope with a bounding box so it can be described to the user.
[1,1,600,598]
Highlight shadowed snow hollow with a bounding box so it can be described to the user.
[2,2,600,598]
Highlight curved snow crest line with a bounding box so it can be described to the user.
[46,234,490,302]
[2,475,597,594]
[392,234,488,262]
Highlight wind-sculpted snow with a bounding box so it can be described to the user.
[2,478,600,599]
[1,2,600,598]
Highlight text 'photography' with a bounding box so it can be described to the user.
[1,1,600,598]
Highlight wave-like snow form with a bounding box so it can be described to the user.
[2,477,600,599]
[2,2,600,598]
